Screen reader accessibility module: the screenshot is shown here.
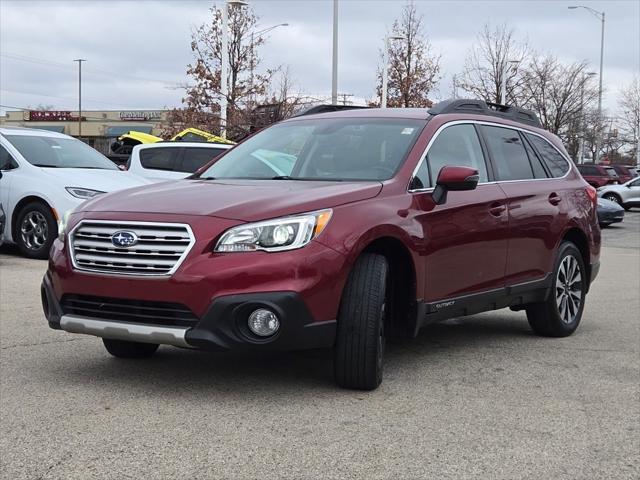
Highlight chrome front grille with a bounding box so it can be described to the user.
[70,221,194,276]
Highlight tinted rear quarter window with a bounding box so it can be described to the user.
[481,125,533,181]
[525,134,569,178]
[179,147,227,173]
[521,134,548,179]
[139,148,179,171]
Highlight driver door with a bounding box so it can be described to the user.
[410,123,509,303]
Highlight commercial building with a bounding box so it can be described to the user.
[0,109,168,155]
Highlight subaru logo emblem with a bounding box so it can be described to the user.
[111,231,138,248]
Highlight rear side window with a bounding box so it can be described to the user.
[525,134,569,178]
[578,165,597,176]
[139,148,179,171]
[179,147,227,173]
[481,125,533,181]
[604,167,618,178]
[521,135,548,179]
[0,145,19,169]
[420,124,488,187]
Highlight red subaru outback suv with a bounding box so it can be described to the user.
[42,100,601,390]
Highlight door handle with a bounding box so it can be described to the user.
[548,193,561,206]
[489,203,506,217]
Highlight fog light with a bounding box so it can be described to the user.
[248,309,280,337]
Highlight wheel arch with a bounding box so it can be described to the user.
[11,195,57,241]
[560,226,591,292]
[357,235,419,338]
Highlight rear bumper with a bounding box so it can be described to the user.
[42,272,336,351]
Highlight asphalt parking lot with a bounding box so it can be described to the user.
[1,213,639,480]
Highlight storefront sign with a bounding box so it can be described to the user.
[28,111,77,121]
[119,111,163,121]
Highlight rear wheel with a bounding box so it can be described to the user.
[526,242,586,337]
[103,339,159,358]
[602,193,621,205]
[334,253,388,390]
[15,202,57,259]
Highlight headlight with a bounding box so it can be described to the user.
[215,209,332,253]
[58,210,73,242]
[65,187,104,199]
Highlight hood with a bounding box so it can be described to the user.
[597,197,624,211]
[78,179,383,221]
[42,168,151,192]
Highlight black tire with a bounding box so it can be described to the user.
[334,253,388,390]
[15,202,57,259]
[102,338,159,358]
[602,193,621,205]
[526,241,587,337]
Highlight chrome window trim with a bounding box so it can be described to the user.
[68,219,196,277]
[407,119,572,193]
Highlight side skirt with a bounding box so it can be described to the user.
[414,274,552,333]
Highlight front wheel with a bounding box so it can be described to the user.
[334,253,388,390]
[602,193,621,205]
[103,338,159,358]
[526,242,586,337]
[15,202,57,259]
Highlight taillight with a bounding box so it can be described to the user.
[586,185,597,206]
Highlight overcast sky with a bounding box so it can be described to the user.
[1,0,638,116]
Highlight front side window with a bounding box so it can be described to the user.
[525,134,569,178]
[179,147,227,173]
[604,167,618,178]
[419,124,488,188]
[139,148,179,171]
[198,118,425,181]
[481,125,533,181]
[4,135,117,170]
[0,145,19,170]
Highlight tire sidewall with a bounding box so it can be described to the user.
[16,202,56,259]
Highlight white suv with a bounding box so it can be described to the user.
[0,127,149,258]
[127,142,232,182]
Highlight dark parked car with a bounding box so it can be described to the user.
[596,197,624,227]
[42,99,601,390]
[610,164,638,184]
[576,164,620,188]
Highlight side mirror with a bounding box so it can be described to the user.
[432,165,479,205]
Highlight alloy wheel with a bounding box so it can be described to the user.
[20,211,48,251]
[555,255,582,324]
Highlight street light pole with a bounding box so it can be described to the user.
[331,0,338,105]
[381,35,404,108]
[578,72,597,164]
[220,0,248,139]
[569,6,605,162]
[500,60,519,105]
[73,59,85,139]
[249,23,289,107]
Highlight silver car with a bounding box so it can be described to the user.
[597,176,640,210]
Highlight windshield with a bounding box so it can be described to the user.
[4,134,118,170]
[198,118,425,181]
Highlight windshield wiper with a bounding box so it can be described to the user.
[32,164,59,168]
[200,176,217,180]
[271,175,293,180]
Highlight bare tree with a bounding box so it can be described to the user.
[518,56,598,140]
[458,23,529,105]
[374,1,441,108]
[619,77,640,162]
[163,3,276,139]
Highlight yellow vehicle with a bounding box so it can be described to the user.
[170,127,235,145]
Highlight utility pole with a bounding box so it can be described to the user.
[331,0,338,105]
[578,72,597,164]
[73,59,86,139]
[569,6,605,162]
[381,35,404,108]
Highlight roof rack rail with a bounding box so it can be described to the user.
[295,104,370,117]
[428,99,541,128]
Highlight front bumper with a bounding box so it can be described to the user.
[43,229,344,351]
